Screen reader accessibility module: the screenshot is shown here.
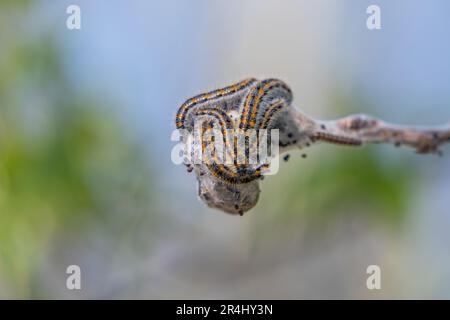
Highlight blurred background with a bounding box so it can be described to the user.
[0,0,449,299]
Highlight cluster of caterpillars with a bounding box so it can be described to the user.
[176,78,292,184]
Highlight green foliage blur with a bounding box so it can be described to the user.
[0,2,155,297]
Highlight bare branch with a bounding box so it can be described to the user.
[291,107,450,155]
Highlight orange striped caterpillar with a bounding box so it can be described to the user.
[239,79,292,130]
[176,78,257,130]
[196,107,266,184]
[313,132,362,146]
[176,78,292,185]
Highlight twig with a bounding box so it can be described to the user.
[290,107,450,155]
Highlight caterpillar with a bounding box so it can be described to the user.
[175,78,257,130]
[239,79,292,130]
[313,132,362,146]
